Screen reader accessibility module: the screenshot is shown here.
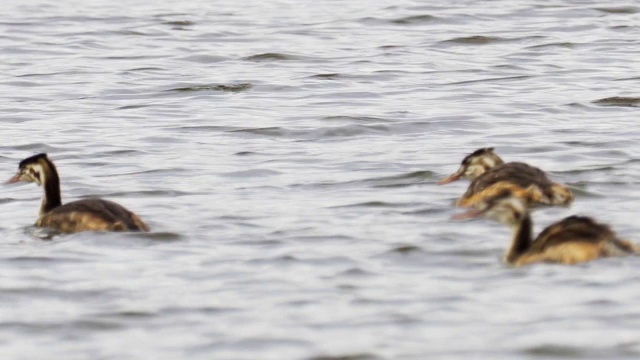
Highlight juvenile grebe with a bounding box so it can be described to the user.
[7,153,149,233]
[439,148,504,184]
[439,148,573,208]
[453,190,637,266]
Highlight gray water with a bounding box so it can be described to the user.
[2,1,640,359]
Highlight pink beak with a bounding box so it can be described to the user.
[438,172,462,185]
[6,173,21,184]
[450,208,484,221]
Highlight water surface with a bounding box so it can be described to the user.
[2,1,640,359]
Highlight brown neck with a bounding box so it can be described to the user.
[39,159,62,215]
[505,214,533,264]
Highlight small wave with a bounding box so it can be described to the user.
[235,151,257,156]
[308,354,381,360]
[178,54,227,63]
[390,14,439,24]
[219,169,281,178]
[440,35,506,45]
[337,267,376,277]
[556,166,616,175]
[117,104,150,110]
[163,20,195,26]
[126,67,163,71]
[358,14,439,26]
[523,344,584,357]
[153,12,191,18]
[367,171,434,187]
[97,310,155,318]
[615,76,640,81]
[229,124,391,139]
[6,256,87,264]
[296,171,434,190]
[27,226,58,240]
[230,126,289,137]
[0,319,124,332]
[446,75,532,86]
[321,115,392,124]
[525,42,576,50]
[594,6,640,14]
[243,52,299,61]
[97,190,195,198]
[402,207,447,216]
[592,96,640,107]
[363,170,434,188]
[4,143,64,152]
[124,231,183,242]
[308,73,341,80]
[159,305,240,315]
[331,201,407,209]
[317,124,389,137]
[166,83,252,93]
[94,168,185,178]
[247,255,297,264]
[388,245,423,254]
[16,71,69,78]
[165,125,237,133]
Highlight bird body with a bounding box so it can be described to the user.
[440,148,573,208]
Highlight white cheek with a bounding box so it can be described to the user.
[31,164,44,173]
[465,165,484,178]
[483,158,496,168]
[489,209,514,224]
[29,164,45,185]
[503,214,516,224]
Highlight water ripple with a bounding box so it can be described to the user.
[439,35,507,45]
[592,96,640,107]
[243,53,300,61]
[3,1,640,359]
[308,355,381,360]
[166,83,252,93]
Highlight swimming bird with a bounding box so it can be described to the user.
[7,153,149,233]
[439,147,504,184]
[439,148,573,208]
[453,190,637,266]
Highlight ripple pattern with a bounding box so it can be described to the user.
[1,1,640,359]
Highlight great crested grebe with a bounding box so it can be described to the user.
[453,190,638,266]
[439,147,573,208]
[7,153,149,233]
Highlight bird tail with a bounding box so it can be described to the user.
[608,239,640,256]
[130,214,150,232]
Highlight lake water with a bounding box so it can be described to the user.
[2,1,640,359]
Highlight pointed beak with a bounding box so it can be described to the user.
[451,208,484,221]
[6,172,21,184]
[438,172,462,185]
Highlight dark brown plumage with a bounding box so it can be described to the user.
[36,199,149,233]
[462,162,550,197]
[458,161,573,208]
[8,153,149,233]
[453,190,637,266]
